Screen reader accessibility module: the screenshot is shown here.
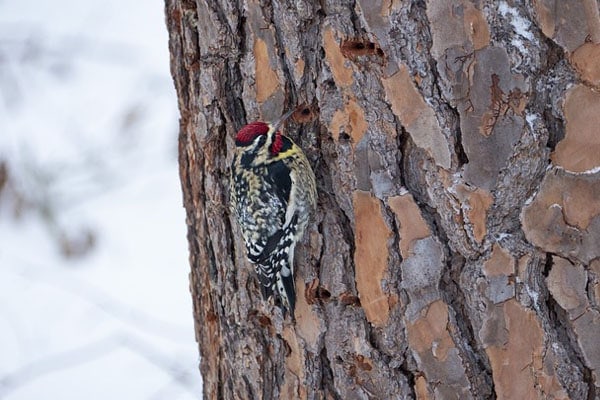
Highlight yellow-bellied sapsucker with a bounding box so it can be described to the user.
[230,110,317,318]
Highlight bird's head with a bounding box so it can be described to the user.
[234,109,294,156]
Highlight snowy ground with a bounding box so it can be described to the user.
[0,1,201,399]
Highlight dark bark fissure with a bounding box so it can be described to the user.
[397,360,417,398]
[224,63,247,130]
[217,357,224,400]
[542,254,595,400]
[451,111,469,168]
[333,209,357,289]
[543,107,565,152]
[270,5,298,109]
[526,35,568,154]
[399,136,430,208]
[510,252,588,400]
[587,271,600,314]
[347,0,368,44]
[241,375,256,400]
[319,348,341,400]
[444,259,496,399]
[200,1,246,130]
[545,292,594,399]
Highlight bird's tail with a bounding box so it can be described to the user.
[275,256,295,319]
[255,253,295,319]
[255,251,295,318]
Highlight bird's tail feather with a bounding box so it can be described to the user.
[255,255,296,318]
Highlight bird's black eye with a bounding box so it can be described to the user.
[255,135,267,147]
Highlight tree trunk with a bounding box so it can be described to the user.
[165,1,600,398]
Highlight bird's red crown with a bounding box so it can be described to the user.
[235,122,270,146]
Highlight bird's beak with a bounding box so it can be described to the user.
[271,109,295,132]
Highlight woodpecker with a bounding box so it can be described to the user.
[230,109,317,318]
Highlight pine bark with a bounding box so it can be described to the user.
[165,1,600,399]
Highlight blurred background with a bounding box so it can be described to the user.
[0,0,201,399]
